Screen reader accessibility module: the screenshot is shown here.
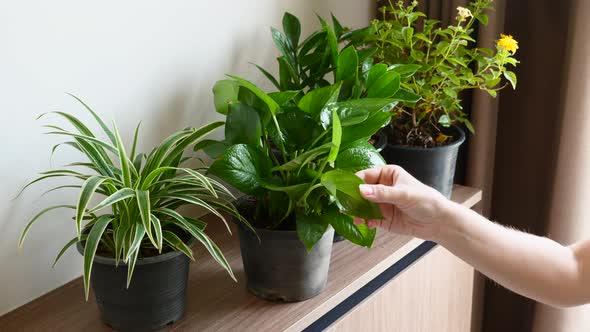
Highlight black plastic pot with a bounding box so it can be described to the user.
[237,223,334,302]
[380,126,465,198]
[77,243,191,332]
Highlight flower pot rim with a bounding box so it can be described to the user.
[76,236,195,266]
[384,126,465,151]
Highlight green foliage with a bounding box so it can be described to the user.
[18,96,249,300]
[206,12,422,251]
[344,0,520,146]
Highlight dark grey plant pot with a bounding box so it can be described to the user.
[77,243,191,332]
[237,223,334,302]
[380,126,466,198]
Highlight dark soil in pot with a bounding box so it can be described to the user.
[380,126,465,198]
[77,240,192,332]
[236,198,334,302]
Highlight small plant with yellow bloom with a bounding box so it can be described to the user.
[344,0,519,147]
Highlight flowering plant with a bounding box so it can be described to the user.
[345,0,519,147]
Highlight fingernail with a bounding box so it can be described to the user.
[359,184,374,197]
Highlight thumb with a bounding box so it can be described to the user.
[359,184,410,205]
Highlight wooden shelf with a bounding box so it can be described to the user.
[0,185,481,332]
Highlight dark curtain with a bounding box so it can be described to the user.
[376,0,578,331]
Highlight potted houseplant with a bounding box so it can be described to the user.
[202,13,416,301]
[17,95,249,331]
[344,0,519,197]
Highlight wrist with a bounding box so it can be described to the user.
[432,199,467,245]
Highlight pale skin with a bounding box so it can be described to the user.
[355,165,590,308]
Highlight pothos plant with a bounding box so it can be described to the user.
[17,95,250,300]
[202,13,419,251]
[344,0,519,147]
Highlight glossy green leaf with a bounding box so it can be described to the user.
[225,103,262,147]
[336,46,358,82]
[367,71,401,98]
[298,82,342,118]
[83,215,113,300]
[326,206,375,247]
[327,110,342,163]
[504,70,517,89]
[228,75,279,115]
[393,89,421,103]
[271,27,297,77]
[268,90,300,106]
[283,12,301,49]
[213,80,239,114]
[365,64,388,90]
[296,213,329,252]
[336,141,385,172]
[254,64,280,90]
[321,170,383,219]
[269,110,323,151]
[388,64,421,77]
[208,144,271,196]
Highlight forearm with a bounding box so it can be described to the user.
[435,201,588,308]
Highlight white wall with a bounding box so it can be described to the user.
[0,0,373,315]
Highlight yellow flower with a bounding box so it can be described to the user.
[497,34,519,53]
[457,6,472,19]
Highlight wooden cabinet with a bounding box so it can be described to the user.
[0,186,481,332]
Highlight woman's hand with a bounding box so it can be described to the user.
[355,165,451,241]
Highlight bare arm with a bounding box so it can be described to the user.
[356,165,590,308]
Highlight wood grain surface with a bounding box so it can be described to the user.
[0,185,481,332]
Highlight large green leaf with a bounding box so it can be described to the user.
[392,89,421,103]
[83,215,113,300]
[327,206,376,248]
[298,82,341,118]
[336,141,385,173]
[321,170,383,219]
[296,213,329,252]
[321,98,395,129]
[269,109,322,151]
[367,71,401,98]
[388,64,421,77]
[225,103,262,147]
[268,90,300,106]
[208,144,271,196]
[327,110,342,163]
[213,80,239,114]
[270,27,297,78]
[283,12,301,49]
[228,75,279,115]
[76,176,107,237]
[365,64,388,90]
[336,46,358,82]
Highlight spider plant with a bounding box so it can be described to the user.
[17,95,249,300]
